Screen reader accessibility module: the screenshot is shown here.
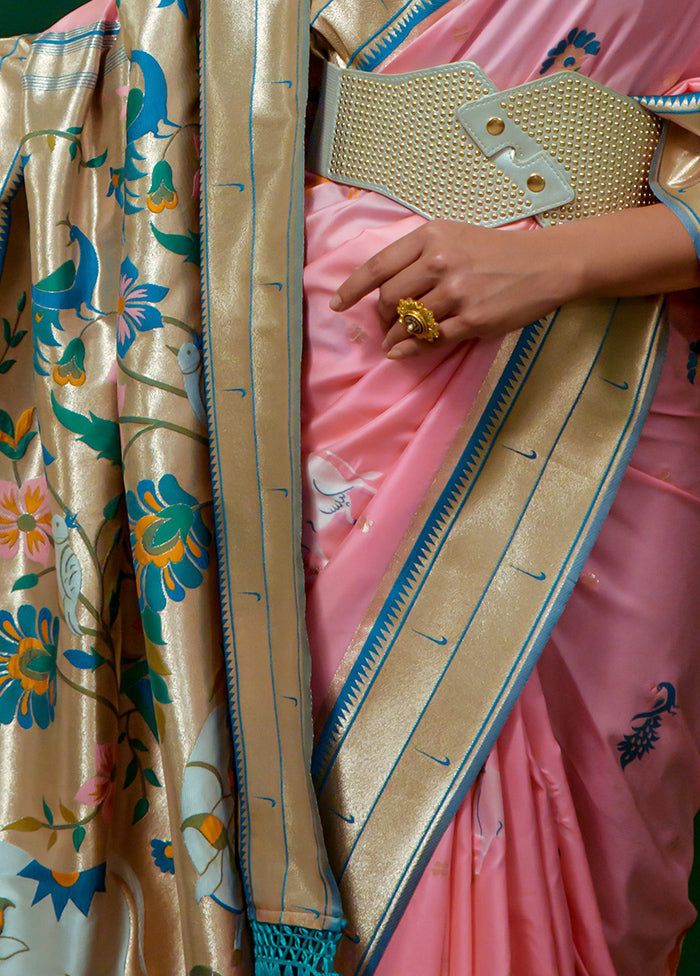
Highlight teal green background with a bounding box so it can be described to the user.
[0,2,699,973]
[0,1,86,35]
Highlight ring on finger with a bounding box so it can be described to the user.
[396,298,440,342]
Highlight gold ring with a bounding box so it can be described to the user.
[396,298,440,342]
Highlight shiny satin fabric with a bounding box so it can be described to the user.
[306,2,700,974]
[645,96,700,259]
[313,296,667,974]
[0,4,246,972]
[0,1,346,973]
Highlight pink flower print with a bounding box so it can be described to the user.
[192,131,201,199]
[75,742,117,823]
[0,476,53,565]
[114,84,130,120]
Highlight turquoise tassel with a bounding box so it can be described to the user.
[251,922,341,976]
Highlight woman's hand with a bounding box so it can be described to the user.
[329,206,700,359]
[329,220,581,358]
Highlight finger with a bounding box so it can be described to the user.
[385,336,425,359]
[330,229,424,311]
[384,315,463,358]
[382,288,452,349]
[375,262,441,324]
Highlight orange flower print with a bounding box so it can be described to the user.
[0,477,52,565]
[0,407,36,461]
[147,160,178,213]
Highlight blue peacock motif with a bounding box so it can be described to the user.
[31,224,101,375]
[617,682,678,769]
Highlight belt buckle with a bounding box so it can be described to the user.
[457,84,574,216]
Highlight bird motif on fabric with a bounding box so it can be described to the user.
[31,225,101,322]
[126,49,180,144]
[0,897,28,961]
[51,513,83,636]
[617,682,678,768]
[176,340,206,426]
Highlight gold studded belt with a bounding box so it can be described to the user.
[307,60,662,227]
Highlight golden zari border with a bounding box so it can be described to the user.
[641,94,700,260]
[311,0,454,70]
[313,296,667,975]
[200,0,342,940]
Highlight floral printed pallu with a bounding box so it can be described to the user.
[0,2,249,972]
[0,0,344,972]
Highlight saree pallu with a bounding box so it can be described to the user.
[302,2,700,975]
[0,0,342,972]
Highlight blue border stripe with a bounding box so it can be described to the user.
[286,0,337,921]
[31,26,120,48]
[243,0,293,919]
[349,0,451,69]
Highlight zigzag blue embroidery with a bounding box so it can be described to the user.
[638,91,700,113]
[349,0,452,70]
[0,153,27,284]
[312,317,550,785]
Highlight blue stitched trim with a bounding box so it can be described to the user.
[638,90,700,113]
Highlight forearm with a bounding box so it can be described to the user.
[332,200,700,358]
[550,203,700,303]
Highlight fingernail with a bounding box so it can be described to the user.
[386,347,405,360]
[329,294,342,311]
[381,337,390,350]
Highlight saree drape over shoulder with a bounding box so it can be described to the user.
[0,0,699,975]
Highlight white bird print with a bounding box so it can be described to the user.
[176,341,206,426]
[52,514,83,636]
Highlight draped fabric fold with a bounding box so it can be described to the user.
[1,1,700,975]
[0,0,341,971]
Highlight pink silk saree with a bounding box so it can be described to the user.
[2,0,699,974]
[303,2,700,975]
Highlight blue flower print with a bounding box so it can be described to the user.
[0,606,58,730]
[117,256,169,357]
[18,861,107,921]
[18,861,106,920]
[151,838,175,874]
[126,474,211,614]
[540,28,601,75]
[687,339,700,383]
[158,0,188,15]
